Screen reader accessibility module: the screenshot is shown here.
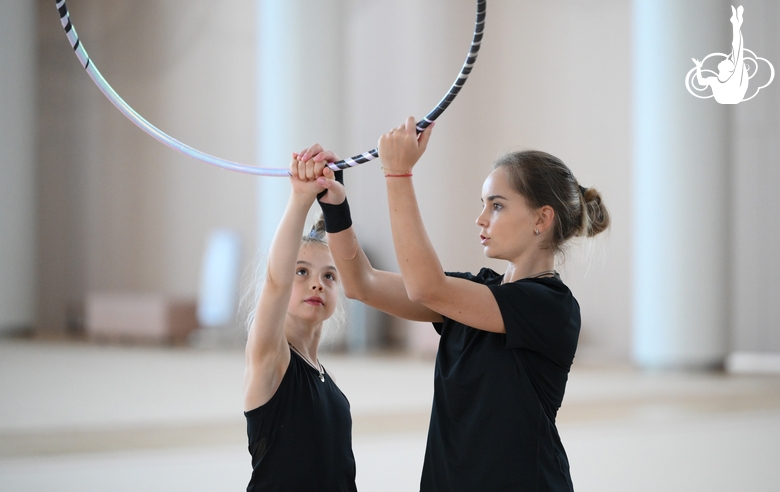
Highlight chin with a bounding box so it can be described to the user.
[482,247,498,259]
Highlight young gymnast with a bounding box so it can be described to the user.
[243,158,356,491]
[296,118,609,491]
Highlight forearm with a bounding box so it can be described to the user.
[245,193,311,359]
[265,193,314,288]
[327,217,442,321]
[385,177,446,303]
[326,227,369,296]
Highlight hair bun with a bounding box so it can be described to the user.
[306,214,327,242]
[580,187,610,237]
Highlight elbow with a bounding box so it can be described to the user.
[340,268,379,302]
[405,285,436,306]
[342,284,363,301]
[341,276,370,302]
[405,274,447,306]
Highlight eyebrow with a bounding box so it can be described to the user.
[482,194,508,202]
[296,260,337,272]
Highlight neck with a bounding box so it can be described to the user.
[284,318,322,362]
[502,252,555,284]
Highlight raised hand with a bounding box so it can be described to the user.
[295,144,346,205]
[288,157,325,199]
[377,117,434,175]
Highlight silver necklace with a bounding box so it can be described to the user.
[529,269,559,279]
[288,343,325,382]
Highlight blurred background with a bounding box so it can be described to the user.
[1,0,779,491]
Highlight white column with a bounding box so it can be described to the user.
[256,0,344,253]
[632,0,730,368]
[0,1,37,334]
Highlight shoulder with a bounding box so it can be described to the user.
[489,277,579,320]
[491,277,581,354]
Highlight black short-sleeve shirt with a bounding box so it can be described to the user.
[421,268,580,492]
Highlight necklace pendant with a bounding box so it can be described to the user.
[319,373,325,382]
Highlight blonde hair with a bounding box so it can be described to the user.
[239,216,345,342]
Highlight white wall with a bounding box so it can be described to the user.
[343,0,634,360]
[33,1,780,363]
[0,0,37,334]
[731,0,780,353]
[36,1,258,331]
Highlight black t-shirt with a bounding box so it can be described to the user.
[420,268,580,492]
[244,349,357,492]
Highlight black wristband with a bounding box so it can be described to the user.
[316,169,350,233]
[318,196,352,234]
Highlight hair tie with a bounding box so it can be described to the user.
[578,185,588,196]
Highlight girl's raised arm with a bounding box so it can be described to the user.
[296,145,442,323]
[378,118,506,333]
[244,159,323,411]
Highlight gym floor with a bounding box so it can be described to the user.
[1,338,779,491]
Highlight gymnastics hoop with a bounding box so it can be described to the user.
[55,0,487,177]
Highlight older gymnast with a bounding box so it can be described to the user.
[294,119,609,491]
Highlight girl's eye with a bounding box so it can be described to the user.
[296,268,308,276]
[492,203,502,211]
[324,273,336,281]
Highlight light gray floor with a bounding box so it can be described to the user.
[1,338,780,491]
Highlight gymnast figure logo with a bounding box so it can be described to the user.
[685,5,774,104]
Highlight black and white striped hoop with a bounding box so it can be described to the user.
[56,0,486,177]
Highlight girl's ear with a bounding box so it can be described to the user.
[535,205,555,233]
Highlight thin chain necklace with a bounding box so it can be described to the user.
[528,269,559,279]
[505,269,560,284]
[288,342,325,382]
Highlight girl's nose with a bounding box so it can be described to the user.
[476,209,488,228]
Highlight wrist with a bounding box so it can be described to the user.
[290,192,316,208]
[381,167,413,177]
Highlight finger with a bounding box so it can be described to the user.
[316,172,346,204]
[316,175,336,193]
[314,160,326,179]
[322,166,335,180]
[305,159,318,180]
[313,150,339,163]
[404,116,416,134]
[301,143,324,162]
[417,121,434,152]
[297,158,307,180]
